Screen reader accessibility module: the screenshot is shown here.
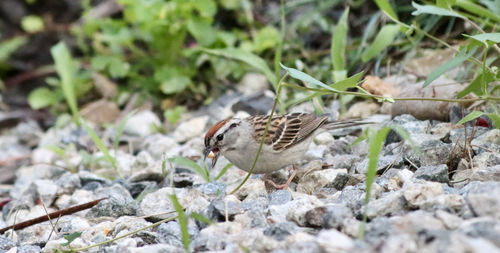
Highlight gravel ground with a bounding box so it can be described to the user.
[0,89,499,253]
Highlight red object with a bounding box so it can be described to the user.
[475,118,489,128]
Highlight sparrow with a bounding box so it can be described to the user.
[204,112,370,189]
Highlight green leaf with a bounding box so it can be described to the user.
[280,63,339,92]
[331,8,349,72]
[253,26,280,53]
[375,0,398,21]
[187,19,217,47]
[160,76,191,95]
[169,156,210,182]
[194,0,217,18]
[215,163,232,180]
[0,36,27,62]
[51,42,80,121]
[457,69,495,98]
[190,212,213,224]
[455,0,500,22]
[164,106,185,124]
[486,113,500,129]
[466,33,500,46]
[61,232,82,246]
[108,57,129,78]
[361,24,400,62]
[28,87,58,109]
[330,71,364,91]
[21,15,44,33]
[456,111,485,125]
[201,48,276,88]
[411,2,465,18]
[365,127,391,204]
[423,48,474,87]
[81,119,119,174]
[169,194,190,252]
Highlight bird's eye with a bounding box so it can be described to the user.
[217,134,224,141]
[230,123,237,128]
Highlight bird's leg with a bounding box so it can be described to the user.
[264,165,298,190]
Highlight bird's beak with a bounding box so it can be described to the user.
[204,147,220,168]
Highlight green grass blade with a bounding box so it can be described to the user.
[215,163,232,180]
[423,48,474,87]
[51,42,80,124]
[361,24,400,62]
[375,0,398,21]
[169,156,210,182]
[169,194,190,252]
[331,7,349,72]
[113,109,138,153]
[359,127,391,238]
[81,119,119,174]
[190,212,213,225]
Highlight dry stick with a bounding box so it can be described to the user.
[0,198,107,234]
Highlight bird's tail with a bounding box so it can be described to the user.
[323,119,374,130]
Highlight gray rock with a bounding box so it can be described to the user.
[316,229,354,252]
[355,155,403,174]
[305,204,352,229]
[459,218,500,248]
[324,154,360,171]
[314,132,334,145]
[127,244,184,253]
[471,129,500,153]
[472,152,500,169]
[334,186,365,211]
[378,233,417,253]
[364,191,406,219]
[123,110,161,137]
[236,73,269,95]
[231,91,274,115]
[297,168,347,194]
[30,179,58,205]
[0,235,16,251]
[327,172,363,190]
[417,140,452,166]
[466,192,500,219]
[198,182,226,196]
[263,222,299,241]
[413,164,449,183]
[209,196,242,220]
[448,126,489,144]
[55,172,82,195]
[140,187,202,220]
[385,114,431,144]
[157,220,199,248]
[238,198,268,228]
[126,181,158,198]
[18,245,42,253]
[141,134,180,159]
[403,181,443,208]
[86,184,138,218]
[268,190,292,205]
[129,160,170,183]
[56,216,90,233]
[471,165,500,182]
[304,145,327,160]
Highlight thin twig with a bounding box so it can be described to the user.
[0,198,107,234]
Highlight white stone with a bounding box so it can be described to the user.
[316,229,354,252]
[123,110,161,137]
[403,181,443,207]
[314,132,334,145]
[173,116,209,142]
[297,169,347,194]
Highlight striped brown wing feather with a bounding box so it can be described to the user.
[272,113,329,151]
[250,115,287,145]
